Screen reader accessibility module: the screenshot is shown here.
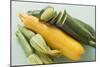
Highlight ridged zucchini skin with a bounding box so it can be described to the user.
[18,24,35,40]
[16,30,33,57]
[28,54,43,64]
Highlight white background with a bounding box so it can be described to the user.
[0,0,99,67]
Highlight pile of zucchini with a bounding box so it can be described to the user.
[28,6,95,48]
[16,25,61,64]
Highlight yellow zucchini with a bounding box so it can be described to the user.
[19,13,85,60]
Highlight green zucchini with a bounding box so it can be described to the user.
[40,6,55,22]
[73,18,95,40]
[36,51,53,64]
[27,10,40,17]
[56,10,64,25]
[48,11,57,22]
[57,21,87,44]
[30,34,51,54]
[28,54,43,64]
[59,21,95,47]
[16,30,33,57]
[65,12,91,39]
[56,10,67,26]
[27,6,96,47]
[50,11,61,24]
[18,24,35,40]
[53,10,95,47]
[59,11,95,47]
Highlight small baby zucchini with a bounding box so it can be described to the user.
[16,30,33,57]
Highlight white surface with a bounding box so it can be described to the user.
[1,0,100,67]
[12,1,95,66]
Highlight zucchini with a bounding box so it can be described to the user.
[28,10,40,17]
[18,24,35,40]
[36,51,53,64]
[48,11,57,22]
[56,10,64,25]
[30,34,60,55]
[40,6,55,22]
[18,25,60,56]
[28,54,43,64]
[26,6,95,47]
[73,18,95,40]
[19,13,85,60]
[57,21,87,44]
[30,34,51,54]
[56,10,67,26]
[50,11,61,24]
[65,12,92,40]
[16,30,33,57]
[58,11,95,47]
